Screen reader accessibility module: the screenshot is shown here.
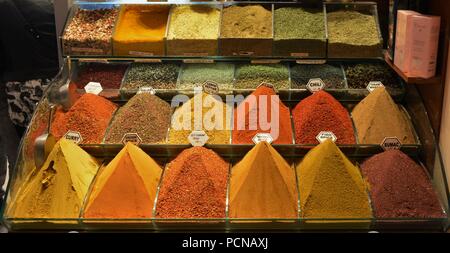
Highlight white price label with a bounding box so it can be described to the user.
[367,81,385,93]
[203,81,219,95]
[257,82,275,90]
[188,130,209,147]
[381,137,402,151]
[137,86,156,95]
[122,133,142,146]
[316,131,337,143]
[252,133,273,144]
[84,82,103,95]
[64,130,83,144]
[306,78,325,93]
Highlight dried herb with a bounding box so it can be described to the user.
[178,63,234,92]
[121,63,179,91]
[344,63,401,89]
[274,7,325,40]
[291,64,345,89]
[235,64,289,90]
[221,5,272,38]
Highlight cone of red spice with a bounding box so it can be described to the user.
[155,147,229,218]
[232,85,293,144]
[292,90,355,144]
[50,93,117,144]
[361,150,445,218]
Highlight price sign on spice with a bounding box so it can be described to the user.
[202,81,220,95]
[188,130,209,147]
[306,78,325,93]
[137,86,156,95]
[381,137,402,151]
[64,130,83,144]
[84,82,103,95]
[367,81,385,93]
[121,133,142,146]
[316,131,337,143]
[252,133,274,144]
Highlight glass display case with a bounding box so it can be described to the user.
[1,1,449,232]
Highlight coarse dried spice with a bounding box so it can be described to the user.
[274,7,325,40]
[156,147,228,218]
[50,94,117,144]
[344,63,402,90]
[221,5,272,38]
[73,63,128,89]
[361,150,445,218]
[292,90,355,144]
[113,5,169,56]
[232,86,293,144]
[351,87,416,144]
[290,64,345,89]
[63,8,118,55]
[178,63,234,93]
[234,64,289,90]
[104,93,172,144]
[229,142,298,218]
[297,139,372,219]
[121,63,179,91]
[168,92,231,144]
[327,10,381,58]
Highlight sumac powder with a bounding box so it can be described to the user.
[73,63,128,89]
[292,90,355,144]
[361,150,445,218]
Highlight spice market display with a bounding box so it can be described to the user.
[2,1,449,233]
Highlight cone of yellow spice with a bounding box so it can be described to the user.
[296,139,372,219]
[7,139,99,219]
[113,5,169,56]
[229,142,298,219]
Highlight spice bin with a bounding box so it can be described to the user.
[219,3,274,57]
[273,3,327,58]
[62,4,119,56]
[325,2,383,59]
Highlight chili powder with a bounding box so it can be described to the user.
[292,90,355,144]
[73,63,128,89]
[155,147,228,218]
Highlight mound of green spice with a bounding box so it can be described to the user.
[274,7,325,40]
[121,63,179,91]
[178,63,234,92]
[234,64,290,90]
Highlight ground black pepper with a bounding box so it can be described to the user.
[344,63,401,89]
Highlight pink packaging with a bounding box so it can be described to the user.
[409,15,441,78]
[394,10,419,73]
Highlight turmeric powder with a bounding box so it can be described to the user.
[113,5,169,56]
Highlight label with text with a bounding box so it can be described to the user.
[367,81,385,93]
[381,137,402,151]
[188,130,209,147]
[296,59,327,65]
[84,82,103,95]
[137,86,156,95]
[121,133,142,146]
[316,131,337,143]
[252,133,273,144]
[183,59,214,64]
[64,130,83,144]
[202,81,220,95]
[306,78,325,93]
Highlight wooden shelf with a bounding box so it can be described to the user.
[384,51,442,85]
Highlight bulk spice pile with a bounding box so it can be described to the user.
[62,8,118,55]
[327,10,381,58]
[104,93,172,144]
[168,92,231,144]
[50,94,117,144]
[352,87,416,144]
[345,63,402,90]
[234,64,289,90]
[229,142,298,218]
[221,5,272,39]
[167,5,220,55]
[290,64,346,89]
[156,147,228,218]
[121,63,179,91]
[73,63,127,89]
[84,143,161,218]
[292,91,355,144]
[232,86,293,144]
[178,63,234,93]
[113,5,169,56]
